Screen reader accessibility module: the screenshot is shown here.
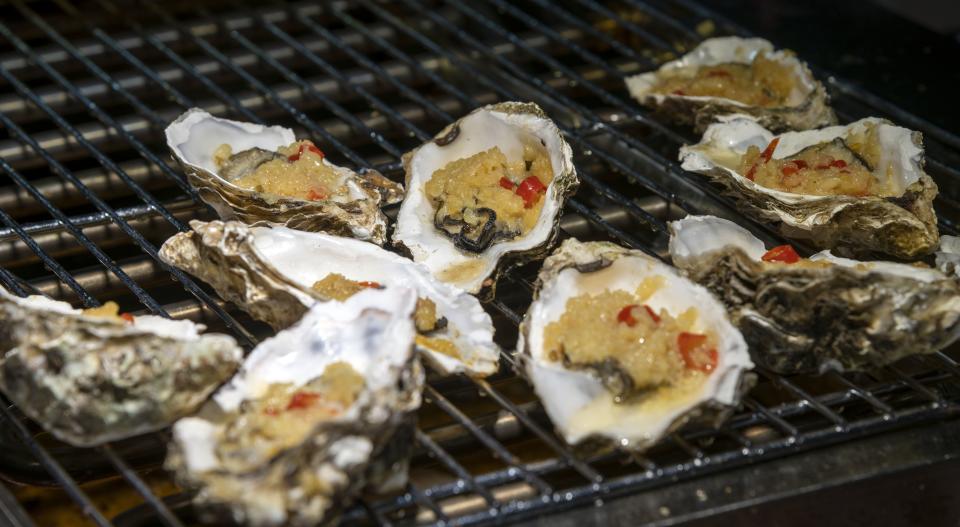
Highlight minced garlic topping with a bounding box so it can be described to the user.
[425,144,553,238]
[215,140,345,201]
[311,273,440,333]
[650,53,797,107]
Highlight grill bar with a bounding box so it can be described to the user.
[0,1,957,526]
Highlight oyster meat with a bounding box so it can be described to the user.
[669,215,960,373]
[165,108,402,245]
[167,287,422,527]
[625,36,836,132]
[393,102,578,294]
[518,239,752,449]
[0,290,242,447]
[160,220,499,377]
[680,116,939,259]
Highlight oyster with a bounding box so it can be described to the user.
[166,287,422,527]
[936,235,960,279]
[159,220,499,377]
[393,102,578,294]
[518,239,752,449]
[625,36,836,132]
[679,116,939,259]
[669,215,960,373]
[165,108,402,245]
[0,289,242,447]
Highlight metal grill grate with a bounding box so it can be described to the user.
[0,1,958,525]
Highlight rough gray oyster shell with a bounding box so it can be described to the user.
[517,239,752,450]
[669,215,960,373]
[625,36,836,132]
[679,116,939,259]
[159,220,499,377]
[165,108,402,245]
[393,102,578,294]
[166,287,422,527]
[0,290,242,447]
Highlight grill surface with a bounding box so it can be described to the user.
[0,1,959,526]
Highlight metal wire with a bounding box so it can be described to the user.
[0,1,957,526]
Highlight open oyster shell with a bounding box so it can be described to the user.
[517,239,753,449]
[669,215,960,373]
[679,116,939,259]
[625,37,836,132]
[0,289,242,447]
[159,220,499,377]
[166,287,422,527]
[165,108,402,245]
[393,102,578,294]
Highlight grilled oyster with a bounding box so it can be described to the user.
[518,239,752,449]
[167,287,422,527]
[936,235,960,279]
[165,108,402,245]
[679,116,939,259]
[393,102,578,294]
[625,36,836,132]
[159,220,499,377]
[0,290,241,447]
[669,215,960,373]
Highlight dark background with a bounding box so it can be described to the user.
[707,0,960,130]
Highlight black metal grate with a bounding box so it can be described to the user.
[0,1,958,525]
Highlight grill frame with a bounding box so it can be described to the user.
[0,1,958,526]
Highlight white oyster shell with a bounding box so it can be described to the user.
[165,108,402,245]
[669,215,960,373]
[679,116,939,259]
[625,36,836,132]
[517,239,752,449]
[393,102,578,294]
[0,289,242,447]
[159,220,499,377]
[167,287,422,527]
[936,235,960,279]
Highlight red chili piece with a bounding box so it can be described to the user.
[745,137,780,180]
[499,177,516,190]
[515,176,547,208]
[288,141,325,162]
[286,391,322,410]
[677,332,718,372]
[617,305,638,327]
[815,159,847,170]
[643,305,661,324]
[357,281,382,289]
[761,244,800,264]
[120,312,135,323]
[306,188,328,201]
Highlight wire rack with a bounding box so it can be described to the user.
[0,1,959,526]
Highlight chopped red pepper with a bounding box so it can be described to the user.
[643,305,661,324]
[707,69,731,78]
[780,162,801,176]
[617,305,638,327]
[515,176,547,208]
[761,244,801,264]
[120,312,135,323]
[499,177,516,190]
[815,159,847,170]
[288,141,325,162]
[286,391,322,411]
[306,188,328,201]
[677,332,718,372]
[357,281,382,289]
[745,137,780,180]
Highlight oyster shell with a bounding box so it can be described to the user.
[936,235,960,279]
[517,239,752,449]
[669,215,960,373]
[625,37,836,132]
[393,102,578,294]
[165,108,402,245]
[0,290,242,447]
[166,287,422,527]
[679,116,939,259]
[159,220,499,377]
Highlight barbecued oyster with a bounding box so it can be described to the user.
[517,239,752,449]
[393,102,578,294]
[669,215,960,373]
[165,108,402,245]
[679,116,939,259]
[167,287,422,527]
[625,37,835,132]
[160,220,499,377]
[0,289,241,447]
